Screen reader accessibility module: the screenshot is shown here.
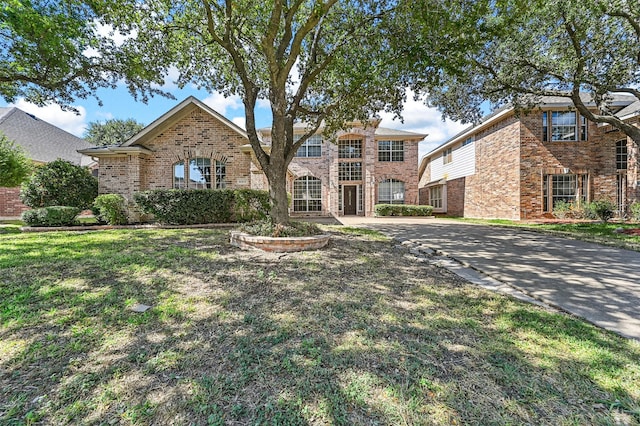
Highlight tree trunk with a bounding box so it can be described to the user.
[265,156,291,225]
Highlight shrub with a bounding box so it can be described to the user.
[22,206,81,227]
[0,132,31,187]
[134,189,272,225]
[134,189,235,224]
[93,194,129,225]
[239,220,322,237]
[630,201,640,221]
[232,189,272,222]
[552,200,573,219]
[374,204,433,217]
[589,199,616,222]
[20,159,97,209]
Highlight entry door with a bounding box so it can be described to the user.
[617,173,627,215]
[344,185,357,215]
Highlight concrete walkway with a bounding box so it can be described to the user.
[338,216,640,341]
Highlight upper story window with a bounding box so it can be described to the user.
[617,140,628,170]
[462,136,474,146]
[339,139,362,159]
[173,157,226,189]
[338,162,362,181]
[295,135,322,157]
[378,140,404,162]
[443,147,453,164]
[542,111,588,142]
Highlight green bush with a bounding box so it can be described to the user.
[20,159,97,209]
[630,201,640,221]
[239,220,322,237]
[134,189,235,224]
[374,204,434,217]
[232,189,272,222]
[134,189,272,225]
[93,194,129,225]
[589,199,616,222]
[22,206,81,227]
[0,132,32,187]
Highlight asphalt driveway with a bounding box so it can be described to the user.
[339,217,640,341]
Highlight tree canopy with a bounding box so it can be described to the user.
[84,118,145,146]
[0,0,169,110]
[402,0,640,142]
[105,0,407,223]
[0,131,31,187]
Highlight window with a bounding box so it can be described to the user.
[189,157,211,188]
[543,111,587,141]
[293,176,322,212]
[339,139,362,158]
[173,157,226,189]
[462,136,474,147]
[338,162,362,181]
[616,140,628,170]
[443,147,453,164]
[543,174,588,211]
[378,140,404,162]
[429,186,443,209]
[378,179,405,204]
[174,161,186,189]
[215,161,226,188]
[295,135,322,157]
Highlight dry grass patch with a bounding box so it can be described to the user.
[1,227,639,425]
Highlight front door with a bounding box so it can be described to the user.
[344,185,357,215]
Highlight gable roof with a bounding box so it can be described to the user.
[375,127,427,140]
[0,107,94,166]
[122,96,249,147]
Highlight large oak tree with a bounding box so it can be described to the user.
[402,0,640,142]
[0,0,169,110]
[106,0,407,224]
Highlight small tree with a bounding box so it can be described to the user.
[20,159,97,209]
[0,132,31,187]
[85,118,145,146]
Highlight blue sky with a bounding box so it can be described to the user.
[0,83,469,161]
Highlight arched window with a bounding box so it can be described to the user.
[173,158,226,189]
[293,176,322,212]
[378,179,405,204]
[617,140,628,170]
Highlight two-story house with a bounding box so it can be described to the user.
[81,97,426,218]
[418,95,640,220]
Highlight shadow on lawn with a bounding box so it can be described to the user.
[0,229,639,424]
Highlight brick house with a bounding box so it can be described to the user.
[0,107,95,218]
[80,97,426,218]
[418,95,640,220]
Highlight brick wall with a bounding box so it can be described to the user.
[374,139,420,206]
[98,108,253,200]
[519,111,625,219]
[0,187,28,218]
[445,177,466,216]
[463,116,521,219]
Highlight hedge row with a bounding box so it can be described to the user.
[133,189,271,225]
[374,204,434,217]
[22,206,81,227]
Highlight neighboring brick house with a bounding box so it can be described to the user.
[418,95,640,220]
[81,97,426,218]
[0,107,95,218]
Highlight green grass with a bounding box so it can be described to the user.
[452,217,640,249]
[1,227,639,425]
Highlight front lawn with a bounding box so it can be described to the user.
[1,228,639,424]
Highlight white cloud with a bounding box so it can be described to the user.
[153,66,181,91]
[379,90,468,160]
[232,117,246,130]
[202,92,243,116]
[10,99,87,137]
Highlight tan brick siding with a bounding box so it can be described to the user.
[463,116,521,219]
